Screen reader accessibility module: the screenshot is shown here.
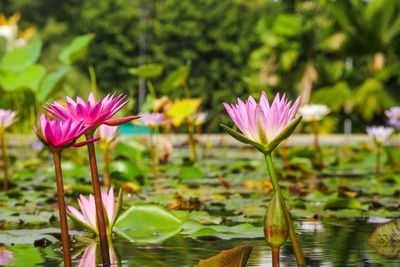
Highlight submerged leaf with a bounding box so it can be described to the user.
[368,218,400,259]
[195,245,253,267]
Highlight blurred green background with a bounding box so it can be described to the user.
[0,0,400,132]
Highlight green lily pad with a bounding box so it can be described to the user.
[196,245,253,267]
[114,204,182,244]
[368,218,400,259]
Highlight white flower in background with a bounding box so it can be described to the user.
[97,125,118,143]
[192,112,208,126]
[298,104,330,122]
[0,109,17,134]
[0,24,17,50]
[366,126,393,145]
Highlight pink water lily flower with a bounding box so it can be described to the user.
[223,92,300,144]
[44,92,140,129]
[139,113,166,127]
[385,107,400,129]
[97,125,118,143]
[33,114,95,150]
[366,126,393,145]
[76,242,117,267]
[0,247,13,266]
[67,188,120,235]
[0,109,17,134]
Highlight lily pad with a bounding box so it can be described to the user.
[368,218,400,259]
[196,245,253,267]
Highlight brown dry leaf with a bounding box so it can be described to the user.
[196,245,253,267]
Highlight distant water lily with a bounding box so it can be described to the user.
[0,109,17,191]
[385,107,400,129]
[298,104,330,122]
[67,188,123,236]
[367,126,393,177]
[139,113,165,127]
[298,104,330,168]
[97,125,118,188]
[192,112,208,126]
[222,91,305,266]
[367,126,393,145]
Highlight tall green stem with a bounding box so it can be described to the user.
[1,135,9,191]
[376,144,382,178]
[103,143,111,188]
[188,124,197,162]
[85,132,111,265]
[52,151,72,267]
[149,128,158,182]
[265,153,305,267]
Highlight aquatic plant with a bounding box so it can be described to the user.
[0,109,17,191]
[67,187,123,237]
[0,247,13,266]
[34,114,97,267]
[75,241,118,267]
[222,92,304,266]
[298,104,330,168]
[138,113,166,183]
[366,126,393,177]
[45,92,139,264]
[97,125,118,188]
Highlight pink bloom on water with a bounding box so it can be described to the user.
[223,92,300,144]
[97,125,118,143]
[139,113,166,127]
[385,106,400,129]
[33,114,92,149]
[0,248,13,265]
[0,109,17,133]
[44,92,140,129]
[67,188,118,235]
[77,242,117,267]
[366,126,393,145]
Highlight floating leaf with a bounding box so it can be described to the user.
[195,245,253,267]
[368,218,400,259]
[114,204,182,244]
[323,198,362,210]
[179,166,205,181]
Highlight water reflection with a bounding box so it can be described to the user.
[1,219,400,266]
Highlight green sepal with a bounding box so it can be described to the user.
[220,124,268,153]
[265,116,302,153]
[67,210,99,235]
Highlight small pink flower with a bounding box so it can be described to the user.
[0,247,13,266]
[67,188,120,235]
[44,92,140,129]
[0,109,17,133]
[223,92,300,144]
[33,114,93,150]
[366,126,393,145]
[97,125,118,143]
[139,113,166,127]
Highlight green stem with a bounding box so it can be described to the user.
[149,127,158,182]
[376,144,382,178]
[1,135,9,191]
[311,120,323,169]
[188,124,197,162]
[85,132,111,265]
[103,143,111,188]
[265,153,305,267]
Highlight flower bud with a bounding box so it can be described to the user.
[264,193,289,248]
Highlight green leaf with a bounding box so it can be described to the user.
[179,166,205,181]
[114,204,182,244]
[1,36,42,72]
[368,218,400,259]
[161,65,189,93]
[59,33,95,65]
[323,198,362,210]
[110,160,145,182]
[196,245,253,267]
[38,66,70,102]
[0,64,46,92]
[128,64,164,79]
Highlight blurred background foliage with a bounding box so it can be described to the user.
[1,0,400,132]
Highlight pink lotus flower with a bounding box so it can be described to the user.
[97,125,118,143]
[67,188,121,235]
[385,107,400,129]
[44,92,140,129]
[223,92,300,144]
[0,109,17,134]
[139,113,166,127]
[33,114,94,150]
[0,247,13,266]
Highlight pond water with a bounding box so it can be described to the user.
[2,218,399,266]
